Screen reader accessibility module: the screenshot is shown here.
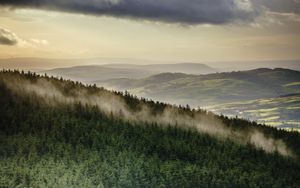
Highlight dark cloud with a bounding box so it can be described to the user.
[252,0,300,14]
[1,0,299,25]
[0,0,257,24]
[0,27,18,46]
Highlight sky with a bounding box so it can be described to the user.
[0,0,300,64]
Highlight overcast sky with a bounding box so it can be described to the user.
[0,0,300,64]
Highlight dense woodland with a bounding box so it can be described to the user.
[0,70,300,187]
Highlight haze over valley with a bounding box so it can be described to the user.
[2,58,300,131]
[1,0,300,187]
[30,63,300,131]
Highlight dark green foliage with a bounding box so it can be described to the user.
[0,70,300,187]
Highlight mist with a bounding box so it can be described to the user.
[1,72,293,157]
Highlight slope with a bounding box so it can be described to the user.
[0,71,300,187]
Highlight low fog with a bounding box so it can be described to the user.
[1,73,292,157]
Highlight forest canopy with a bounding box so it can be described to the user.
[0,70,300,187]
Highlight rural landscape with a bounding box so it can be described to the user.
[1,0,300,187]
[42,62,300,131]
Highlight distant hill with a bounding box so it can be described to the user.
[1,70,300,187]
[1,57,299,73]
[102,63,217,75]
[0,58,217,75]
[0,57,166,70]
[211,59,300,72]
[98,68,300,106]
[41,63,217,82]
[42,65,156,82]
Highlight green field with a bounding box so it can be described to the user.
[206,95,300,131]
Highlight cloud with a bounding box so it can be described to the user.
[0,27,49,47]
[30,38,49,45]
[252,0,300,14]
[0,27,19,45]
[1,0,299,25]
[250,0,300,26]
[0,0,257,25]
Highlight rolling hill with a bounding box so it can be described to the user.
[1,70,300,187]
[0,58,217,75]
[98,68,300,106]
[102,63,217,75]
[97,68,300,131]
[42,65,156,82]
[41,63,217,82]
[211,59,300,72]
[1,57,299,73]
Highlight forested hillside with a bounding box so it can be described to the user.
[1,70,300,187]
